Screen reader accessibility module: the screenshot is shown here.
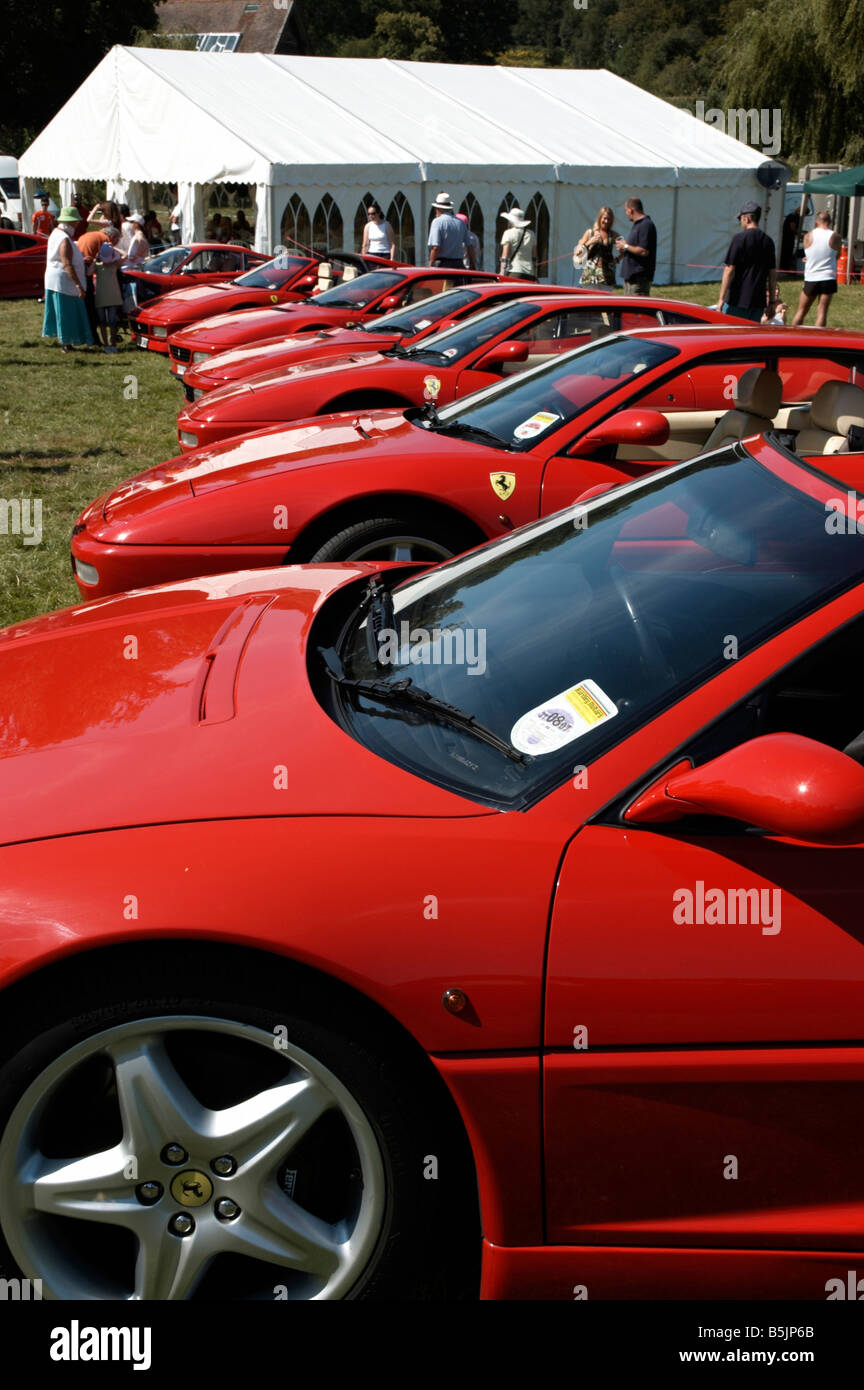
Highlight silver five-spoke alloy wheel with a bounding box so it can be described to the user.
[0,1015,387,1300]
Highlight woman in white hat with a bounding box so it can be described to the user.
[499,208,536,280]
[41,206,94,352]
[122,213,150,271]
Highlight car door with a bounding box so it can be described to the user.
[542,513,864,1254]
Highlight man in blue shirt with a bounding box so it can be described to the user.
[615,198,657,295]
[428,192,473,269]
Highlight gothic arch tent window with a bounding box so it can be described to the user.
[19,48,773,286]
[526,192,550,276]
[460,193,484,266]
[280,193,311,253]
[387,193,414,263]
[312,194,343,255]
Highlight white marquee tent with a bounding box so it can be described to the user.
[19,46,781,282]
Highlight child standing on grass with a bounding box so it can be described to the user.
[94,235,123,353]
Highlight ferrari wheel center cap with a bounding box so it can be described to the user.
[170,1169,213,1207]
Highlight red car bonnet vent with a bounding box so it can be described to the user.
[197,595,274,724]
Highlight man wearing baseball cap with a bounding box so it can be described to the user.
[717,201,777,322]
[428,192,473,269]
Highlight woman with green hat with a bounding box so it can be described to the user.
[42,206,93,351]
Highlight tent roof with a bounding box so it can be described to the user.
[20,47,766,189]
[803,164,864,196]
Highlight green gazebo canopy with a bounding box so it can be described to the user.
[803,165,864,196]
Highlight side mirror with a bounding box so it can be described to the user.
[474,339,530,372]
[625,733,864,842]
[377,293,403,310]
[297,272,317,287]
[576,408,670,453]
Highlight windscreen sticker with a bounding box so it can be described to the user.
[513,410,561,441]
[443,348,458,357]
[510,679,618,755]
[414,318,432,330]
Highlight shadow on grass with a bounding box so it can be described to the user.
[0,447,108,465]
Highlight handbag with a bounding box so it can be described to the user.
[573,243,588,267]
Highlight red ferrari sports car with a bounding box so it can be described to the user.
[71,323,864,599]
[124,242,268,304]
[179,284,723,403]
[166,266,504,380]
[8,433,864,1300]
[0,228,47,299]
[130,250,398,354]
[174,294,739,452]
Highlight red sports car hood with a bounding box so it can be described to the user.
[0,565,486,846]
[174,305,301,347]
[195,352,392,409]
[140,282,238,319]
[174,302,355,350]
[195,327,381,379]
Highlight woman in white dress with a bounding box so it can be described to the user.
[362,201,396,259]
[41,207,93,351]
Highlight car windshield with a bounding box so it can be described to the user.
[313,271,404,308]
[0,177,19,197]
[144,247,190,273]
[396,300,540,366]
[234,254,309,288]
[421,334,679,451]
[330,448,864,807]
[363,286,482,336]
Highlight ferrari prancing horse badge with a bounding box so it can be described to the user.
[490,472,516,501]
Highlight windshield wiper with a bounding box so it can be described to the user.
[384,343,427,358]
[432,421,508,449]
[319,645,524,763]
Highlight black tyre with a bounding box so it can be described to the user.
[0,951,477,1300]
[308,513,467,563]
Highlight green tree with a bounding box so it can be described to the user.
[371,11,445,61]
[722,0,864,163]
[0,0,159,155]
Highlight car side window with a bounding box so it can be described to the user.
[613,612,864,832]
[513,309,614,355]
[182,252,210,273]
[619,309,665,330]
[404,278,447,304]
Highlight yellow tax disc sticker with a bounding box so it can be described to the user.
[511,679,618,755]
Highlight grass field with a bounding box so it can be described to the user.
[2,280,864,627]
[0,298,179,626]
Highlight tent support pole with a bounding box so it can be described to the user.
[669,182,679,284]
[848,195,858,284]
[551,179,561,284]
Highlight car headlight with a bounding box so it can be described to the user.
[192,351,210,363]
[74,558,99,586]
[179,431,198,447]
[152,325,168,339]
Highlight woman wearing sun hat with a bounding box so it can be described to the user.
[499,207,536,280]
[42,207,94,352]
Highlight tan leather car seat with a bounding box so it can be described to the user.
[702,367,783,450]
[792,381,864,454]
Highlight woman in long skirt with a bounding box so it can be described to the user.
[42,207,93,351]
